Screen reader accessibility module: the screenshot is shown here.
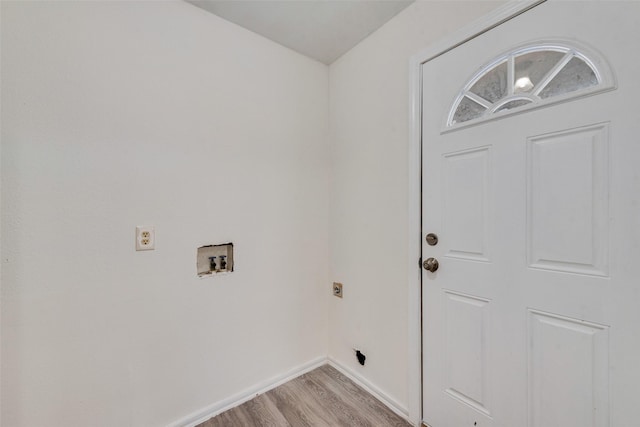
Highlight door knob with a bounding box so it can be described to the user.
[423,257,439,272]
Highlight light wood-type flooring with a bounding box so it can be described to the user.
[197,364,411,427]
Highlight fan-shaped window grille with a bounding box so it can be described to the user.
[447,42,614,128]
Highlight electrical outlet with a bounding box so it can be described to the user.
[333,282,343,298]
[136,226,155,251]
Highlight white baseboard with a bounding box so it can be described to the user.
[327,357,411,424]
[169,356,327,427]
[169,356,411,427]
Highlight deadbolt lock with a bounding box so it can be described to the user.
[423,257,439,273]
[425,233,438,246]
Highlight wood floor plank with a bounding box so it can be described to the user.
[294,370,375,426]
[202,407,243,427]
[204,394,291,427]
[197,365,411,427]
[242,394,291,427]
[266,376,336,426]
[311,365,409,427]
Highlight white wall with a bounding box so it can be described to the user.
[0,2,3,422]
[0,1,328,426]
[328,0,503,418]
[1,0,516,424]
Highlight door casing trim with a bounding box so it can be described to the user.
[407,1,546,424]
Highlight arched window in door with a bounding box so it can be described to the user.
[447,41,615,128]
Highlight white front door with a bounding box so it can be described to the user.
[421,2,640,426]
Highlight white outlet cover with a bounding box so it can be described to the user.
[136,226,155,251]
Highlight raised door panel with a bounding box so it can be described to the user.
[444,290,492,416]
[527,124,609,276]
[527,309,609,427]
[442,147,492,262]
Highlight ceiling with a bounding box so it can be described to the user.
[186,0,415,64]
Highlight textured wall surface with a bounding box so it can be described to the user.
[1,1,329,425]
[328,0,503,417]
[1,0,510,424]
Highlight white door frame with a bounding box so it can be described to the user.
[406,1,546,424]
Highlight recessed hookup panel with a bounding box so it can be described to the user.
[197,243,234,277]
